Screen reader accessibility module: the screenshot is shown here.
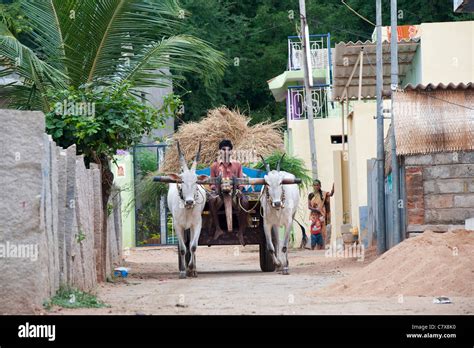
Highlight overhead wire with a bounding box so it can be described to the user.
[341,0,376,27]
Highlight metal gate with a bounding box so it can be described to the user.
[133,144,177,246]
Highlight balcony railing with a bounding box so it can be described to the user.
[287,85,332,121]
[288,34,332,78]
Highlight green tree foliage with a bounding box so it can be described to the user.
[176,0,295,124]
[177,0,473,125]
[0,0,226,238]
[0,0,31,36]
[0,0,226,112]
[136,149,159,176]
[0,0,225,163]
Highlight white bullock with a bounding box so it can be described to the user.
[167,142,207,278]
[260,154,300,275]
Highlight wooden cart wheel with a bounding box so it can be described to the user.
[259,243,276,272]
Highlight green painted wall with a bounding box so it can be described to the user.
[401,45,422,86]
[112,154,136,248]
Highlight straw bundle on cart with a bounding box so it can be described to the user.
[160,107,285,173]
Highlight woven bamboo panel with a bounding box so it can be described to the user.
[393,90,474,155]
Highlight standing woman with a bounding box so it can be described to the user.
[308,179,334,247]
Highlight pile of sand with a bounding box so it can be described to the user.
[160,107,284,173]
[316,229,474,297]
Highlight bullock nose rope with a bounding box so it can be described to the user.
[237,188,265,214]
[177,183,203,207]
[238,185,286,215]
[195,185,206,204]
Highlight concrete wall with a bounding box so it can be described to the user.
[419,21,474,85]
[287,116,346,245]
[139,77,174,143]
[288,100,392,245]
[0,110,52,314]
[382,21,474,87]
[332,151,345,242]
[288,116,346,190]
[404,150,474,234]
[111,154,135,248]
[0,109,123,314]
[402,44,422,86]
[347,101,391,235]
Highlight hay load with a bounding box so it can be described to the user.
[160,107,284,173]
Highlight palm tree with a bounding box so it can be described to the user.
[0,0,225,110]
[0,0,226,277]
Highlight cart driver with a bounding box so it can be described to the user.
[208,139,249,246]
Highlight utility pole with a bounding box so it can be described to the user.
[299,0,318,180]
[376,0,386,254]
[390,0,401,245]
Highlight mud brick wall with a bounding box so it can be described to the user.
[0,110,123,314]
[404,151,474,233]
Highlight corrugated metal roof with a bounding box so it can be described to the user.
[332,39,420,100]
[335,38,419,45]
[403,82,474,90]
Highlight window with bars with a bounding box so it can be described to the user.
[287,86,329,120]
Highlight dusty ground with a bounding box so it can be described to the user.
[316,230,474,298]
[49,245,474,315]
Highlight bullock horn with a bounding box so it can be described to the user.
[259,155,270,172]
[191,141,201,171]
[176,140,188,171]
[276,153,286,172]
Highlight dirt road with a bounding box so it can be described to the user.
[49,245,473,315]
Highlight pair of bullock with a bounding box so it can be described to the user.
[165,142,300,278]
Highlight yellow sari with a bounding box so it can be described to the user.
[309,190,331,245]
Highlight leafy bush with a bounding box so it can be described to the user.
[135,173,169,206]
[45,82,168,160]
[136,150,159,176]
[44,286,108,309]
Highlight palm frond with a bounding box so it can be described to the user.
[0,21,68,110]
[115,35,226,88]
[20,0,70,73]
[1,0,226,109]
[62,0,186,86]
[0,83,44,110]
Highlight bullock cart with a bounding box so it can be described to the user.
[154,167,301,273]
